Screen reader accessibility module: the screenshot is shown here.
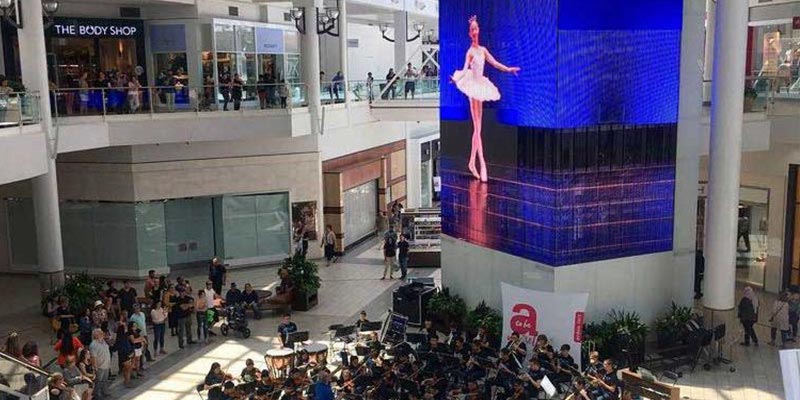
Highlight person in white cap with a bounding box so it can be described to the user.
[91,300,108,328]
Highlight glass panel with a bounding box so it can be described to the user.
[200,23,214,50]
[343,181,377,247]
[6,198,38,266]
[255,193,290,257]
[0,352,49,396]
[93,203,138,269]
[286,54,301,83]
[137,202,168,269]
[165,198,215,267]
[236,26,256,53]
[221,195,259,260]
[97,38,138,74]
[240,53,257,100]
[421,159,432,208]
[284,30,300,53]
[214,23,235,52]
[61,202,97,269]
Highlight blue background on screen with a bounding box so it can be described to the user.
[439,0,682,128]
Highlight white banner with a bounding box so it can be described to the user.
[501,282,589,368]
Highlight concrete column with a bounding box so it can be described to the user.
[19,0,65,290]
[301,0,323,135]
[703,0,749,311]
[702,0,716,103]
[339,0,350,105]
[394,11,407,73]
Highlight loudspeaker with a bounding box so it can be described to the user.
[393,284,435,326]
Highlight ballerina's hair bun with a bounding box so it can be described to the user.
[468,15,477,24]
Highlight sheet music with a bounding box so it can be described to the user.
[541,375,557,398]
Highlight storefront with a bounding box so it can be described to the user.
[747,18,800,96]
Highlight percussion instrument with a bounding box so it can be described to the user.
[265,348,295,379]
[303,342,328,365]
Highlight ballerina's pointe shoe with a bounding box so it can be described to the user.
[480,169,488,182]
[468,164,480,179]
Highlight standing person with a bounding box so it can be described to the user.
[381,225,398,280]
[164,70,177,112]
[127,76,141,113]
[404,63,418,99]
[278,80,290,109]
[277,314,298,348]
[320,71,332,103]
[332,71,344,101]
[385,68,397,99]
[366,72,374,103]
[451,15,520,182]
[398,234,410,280]
[54,327,83,368]
[208,257,227,296]
[78,72,90,114]
[769,291,791,348]
[150,300,168,355]
[89,329,110,400]
[257,74,268,109]
[163,284,178,337]
[174,288,195,349]
[118,280,138,317]
[129,304,153,362]
[113,324,133,388]
[231,73,244,111]
[219,73,231,111]
[789,285,800,342]
[321,225,337,267]
[195,290,209,344]
[738,286,759,346]
[144,270,158,303]
[203,281,220,336]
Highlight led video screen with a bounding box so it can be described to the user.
[440,0,683,266]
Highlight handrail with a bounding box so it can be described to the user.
[0,91,41,129]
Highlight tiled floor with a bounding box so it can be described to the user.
[0,241,793,400]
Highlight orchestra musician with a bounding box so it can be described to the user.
[277,313,298,348]
[281,368,311,400]
[313,369,335,400]
[521,357,547,398]
[590,359,620,400]
[355,310,370,329]
[204,362,233,400]
[565,377,595,400]
[253,369,274,398]
[240,358,259,384]
[419,318,439,340]
[503,332,527,366]
[552,344,577,389]
[483,349,518,398]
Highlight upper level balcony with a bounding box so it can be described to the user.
[48,83,312,153]
[0,92,48,186]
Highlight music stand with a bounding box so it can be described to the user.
[287,331,309,350]
[405,332,428,345]
[360,321,383,332]
[334,325,356,339]
[355,345,372,357]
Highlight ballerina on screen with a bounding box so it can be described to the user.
[451,15,520,182]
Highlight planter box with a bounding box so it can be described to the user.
[292,289,318,311]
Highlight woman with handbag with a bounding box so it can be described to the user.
[738,286,759,346]
[769,291,791,348]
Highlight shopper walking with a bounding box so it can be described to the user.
[381,226,398,280]
[738,286,759,347]
[769,291,791,348]
[150,300,167,355]
[321,225,337,267]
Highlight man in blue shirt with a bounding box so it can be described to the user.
[278,313,298,347]
[313,370,334,400]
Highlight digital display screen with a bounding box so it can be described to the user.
[440,0,682,266]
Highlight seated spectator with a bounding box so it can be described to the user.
[241,284,261,320]
[225,283,242,305]
[22,341,40,367]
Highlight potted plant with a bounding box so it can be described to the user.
[282,255,321,311]
[581,310,648,368]
[654,302,696,348]
[743,86,758,112]
[41,272,106,317]
[426,287,467,330]
[466,301,502,348]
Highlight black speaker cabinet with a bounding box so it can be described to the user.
[392,284,435,326]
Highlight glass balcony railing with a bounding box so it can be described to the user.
[49,83,308,121]
[374,77,440,102]
[0,92,40,129]
[0,351,49,398]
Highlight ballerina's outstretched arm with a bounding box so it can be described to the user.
[483,47,520,75]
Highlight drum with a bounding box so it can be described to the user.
[265,348,295,379]
[303,342,328,365]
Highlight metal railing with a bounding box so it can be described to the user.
[0,91,40,129]
[48,83,308,121]
[373,77,440,103]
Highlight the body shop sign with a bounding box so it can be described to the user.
[48,18,143,38]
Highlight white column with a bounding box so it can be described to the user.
[301,0,323,135]
[703,0,749,311]
[394,11,407,73]
[339,0,350,105]
[19,0,65,289]
[702,0,716,103]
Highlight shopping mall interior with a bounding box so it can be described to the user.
[0,0,798,399]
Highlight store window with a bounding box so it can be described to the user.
[749,22,800,95]
[214,193,291,261]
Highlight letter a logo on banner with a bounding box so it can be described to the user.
[510,303,537,336]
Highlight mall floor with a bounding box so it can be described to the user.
[0,242,792,400]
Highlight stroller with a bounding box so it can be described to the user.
[220,304,251,338]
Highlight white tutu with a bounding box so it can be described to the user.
[453,70,501,102]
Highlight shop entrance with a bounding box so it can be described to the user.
[783,165,800,289]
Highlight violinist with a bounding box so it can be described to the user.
[509,380,527,400]
[335,369,356,395]
[448,380,481,399]
[204,362,232,400]
[553,344,577,389]
[503,332,527,366]
[281,368,310,400]
[313,369,335,400]
[374,369,397,400]
[565,377,594,400]
[240,358,259,384]
[420,370,447,399]
[253,369,274,398]
[451,336,469,360]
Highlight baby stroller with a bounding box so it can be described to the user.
[220,304,251,338]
